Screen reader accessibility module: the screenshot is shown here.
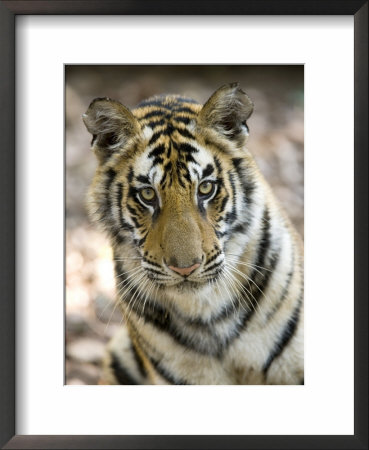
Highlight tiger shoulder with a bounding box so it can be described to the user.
[83,83,304,385]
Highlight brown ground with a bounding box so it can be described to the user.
[65,66,304,384]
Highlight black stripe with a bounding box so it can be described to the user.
[173,116,191,125]
[253,208,271,276]
[153,156,164,166]
[204,250,222,267]
[250,251,280,307]
[116,182,134,231]
[213,155,223,174]
[148,144,166,159]
[166,123,174,135]
[136,175,150,184]
[174,142,199,154]
[134,235,147,247]
[185,153,197,164]
[173,106,197,113]
[231,157,255,208]
[182,169,192,184]
[146,118,166,129]
[236,306,257,337]
[202,259,224,274]
[126,203,139,217]
[127,166,134,182]
[202,163,215,178]
[175,127,195,139]
[148,131,163,146]
[265,250,295,322]
[262,295,303,375]
[148,356,188,385]
[142,258,162,269]
[218,193,230,214]
[224,211,237,225]
[130,216,141,229]
[228,171,237,221]
[163,160,172,174]
[140,110,168,120]
[111,353,138,385]
[231,223,247,234]
[166,145,172,158]
[130,342,147,378]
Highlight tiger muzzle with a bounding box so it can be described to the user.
[161,211,203,277]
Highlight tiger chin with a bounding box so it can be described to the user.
[83,83,304,385]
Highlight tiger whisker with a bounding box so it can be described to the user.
[115,266,142,281]
[226,254,272,272]
[101,298,120,335]
[218,270,240,317]
[124,274,150,323]
[223,265,260,313]
[116,266,143,287]
[140,278,156,324]
[221,268,252,314]
[226,257,267,279]
[127,280,147,322]
[103,269,145,332]
[104,269,144,332]
[118,272,146,314]
[226,262,270,308]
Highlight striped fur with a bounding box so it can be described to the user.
[83,83,304,385]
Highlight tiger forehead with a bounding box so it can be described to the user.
[132,95,202,137]
[132,94,202,121]
[129,95,214,188]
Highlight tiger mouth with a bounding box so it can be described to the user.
[171,278,216,293]
[146,271,222,288]
[176,279,202,290]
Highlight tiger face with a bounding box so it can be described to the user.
[83,84,256,291]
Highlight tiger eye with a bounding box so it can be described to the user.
[140,187,156,202]
[198,181,214,196]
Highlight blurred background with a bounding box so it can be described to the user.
[65,65,304,384]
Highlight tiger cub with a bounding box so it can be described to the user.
[83,83,304,385]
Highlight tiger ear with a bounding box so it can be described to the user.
[198,83,254,145]
[82,97,140,161]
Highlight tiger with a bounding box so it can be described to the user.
[82,83,304,385]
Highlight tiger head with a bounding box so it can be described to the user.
[83,83,257,291]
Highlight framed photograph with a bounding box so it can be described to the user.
[0,1,367,449]
[65,63,305,388]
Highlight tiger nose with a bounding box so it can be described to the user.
[168,263,201,277]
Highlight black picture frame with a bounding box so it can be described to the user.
[0,1,367,449]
